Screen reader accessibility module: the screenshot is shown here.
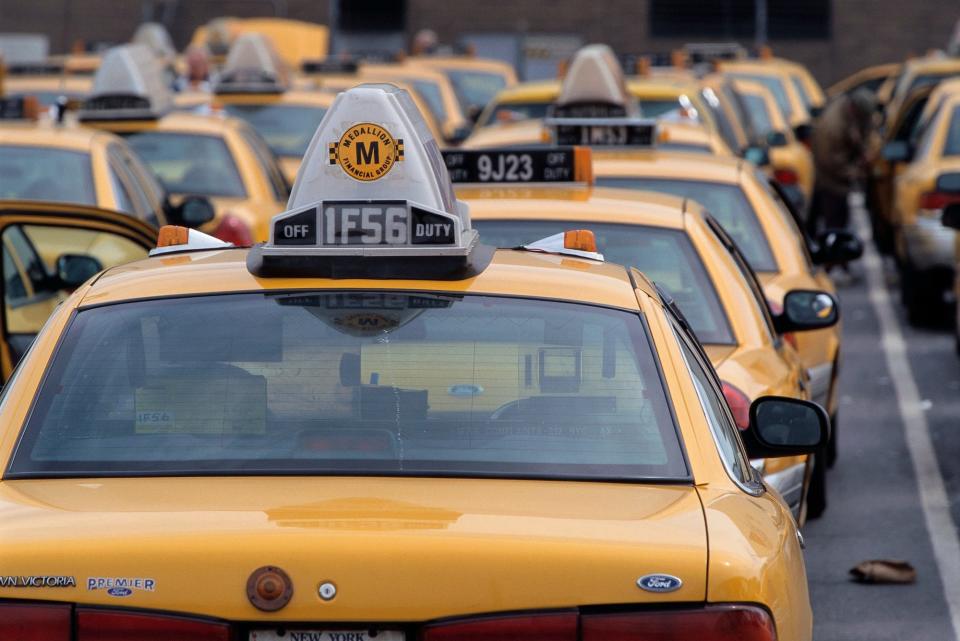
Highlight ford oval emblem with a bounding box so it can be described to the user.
[107,587,132,597]
[637,574,683,593]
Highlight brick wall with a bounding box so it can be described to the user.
[1,0,958,85]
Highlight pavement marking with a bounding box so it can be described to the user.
[854,207,960,640]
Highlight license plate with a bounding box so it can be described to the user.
[250,630,405,641]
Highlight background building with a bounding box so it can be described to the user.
[0,0,957,85]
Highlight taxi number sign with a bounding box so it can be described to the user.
[443,149,579,183]
[555,124,654,146]
[251,630,404,641]
[274,202,456,247]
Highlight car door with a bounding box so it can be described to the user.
[0,201,156,379]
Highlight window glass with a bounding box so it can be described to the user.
[447,70,507,113]
[740,92,774,135]
[107,164,135,215]
[223,104,327,158]
[700,89,742,152]
[124,133,246,198]
[676,332,752,484]
[9,292,688,480]
[107,145,156,225]
[790,74,813,109]
[0,147,95,205]
[237,127,289,201]
[411,80,447,123]
[730,73,793,121]
[942,105,960,157]
[474,220,734,345]
[893,95,930,143]
[480,101,550,127]
[594,177,778,272]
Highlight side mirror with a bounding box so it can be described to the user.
[881,140,911,163]
[942,203,960,229]
[171,195,216,227]
[808,105,823,119]
[766,131,788,147]
[743,145,770,166]
[793,123,813,144]
[813,229,864,264]
[772,289,839,333]
[56,253,103,289]
[741,396,829,459]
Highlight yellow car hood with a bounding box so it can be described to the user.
[0,476,707,621]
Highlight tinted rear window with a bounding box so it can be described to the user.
[9,292,687,481]
[0,147,95,205]
[475,220,735,345]
[124,132,246,198]
[223,104,327,157]
[594,177,778,273]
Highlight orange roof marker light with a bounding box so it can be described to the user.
[522,229,604,262]
[443,147,593,185]
[151,225,233,256]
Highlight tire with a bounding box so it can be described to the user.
[805,451,828,520]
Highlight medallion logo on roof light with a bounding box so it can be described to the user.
[329,122,404,182]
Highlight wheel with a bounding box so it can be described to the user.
[827,412,838,468]
[805,451,828,520]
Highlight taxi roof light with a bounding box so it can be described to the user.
[214,32,289,94]
[523,230,604,262]
[79,44,171,121]
[151,225,234,256]
[554,44,639,118]
[248,84,487,280]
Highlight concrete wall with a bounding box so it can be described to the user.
[1,0,958,85]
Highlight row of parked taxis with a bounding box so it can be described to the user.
[0,20,860,641]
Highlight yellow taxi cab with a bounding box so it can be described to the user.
[883,84,960,322]
[729,77,815,216]
[0,96,204,228]
[718,58,813,138]
[190,17,329,70]
[827,62,902,101]
[407,54,518,118]
[0,60,91,107]
[78,45,289,244]
[357,62,472,145]
[0,200,154,373]
[698,73,761,159]
[448,144,838,518]
[209,33,335,184]
[0,81,826,641]
[766,57,826,118]
[881,54,960,133]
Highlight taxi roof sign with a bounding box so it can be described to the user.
[215,32,289,94]
[554,44,639,118]
[79,44,171,120]
[131,23,176,63]
[248,84,484,280]
[443,147,594,185]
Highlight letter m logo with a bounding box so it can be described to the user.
[356,141,380,165]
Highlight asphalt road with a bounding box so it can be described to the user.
[803,207,960,640]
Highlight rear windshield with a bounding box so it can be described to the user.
[730,72,793,121]
[124,132,246,198]
[0,146,95,205]
[8,292,687,481]
[594,177,778,273]
[447,70,507,112]
[475,221,734,345]
[223,104,327,157]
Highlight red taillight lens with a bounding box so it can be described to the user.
[722,381,752,430]
[77,609,230,641]
[423,612,577,641]
[582,606,776,641]
[782,332,798,349]
[0,602,71,641]
[773,168,798,185]
[919,191,960,210]
[210,212,254,246]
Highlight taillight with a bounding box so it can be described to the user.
[919,191,960,211]
[77,608,230,641]
[773,168,798,185]
[0,602,71,641]
[422,612,577,641]
[210,212,254,246]
[782,332,798,349]
[582,606,776,641]
[721,381,752,430]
